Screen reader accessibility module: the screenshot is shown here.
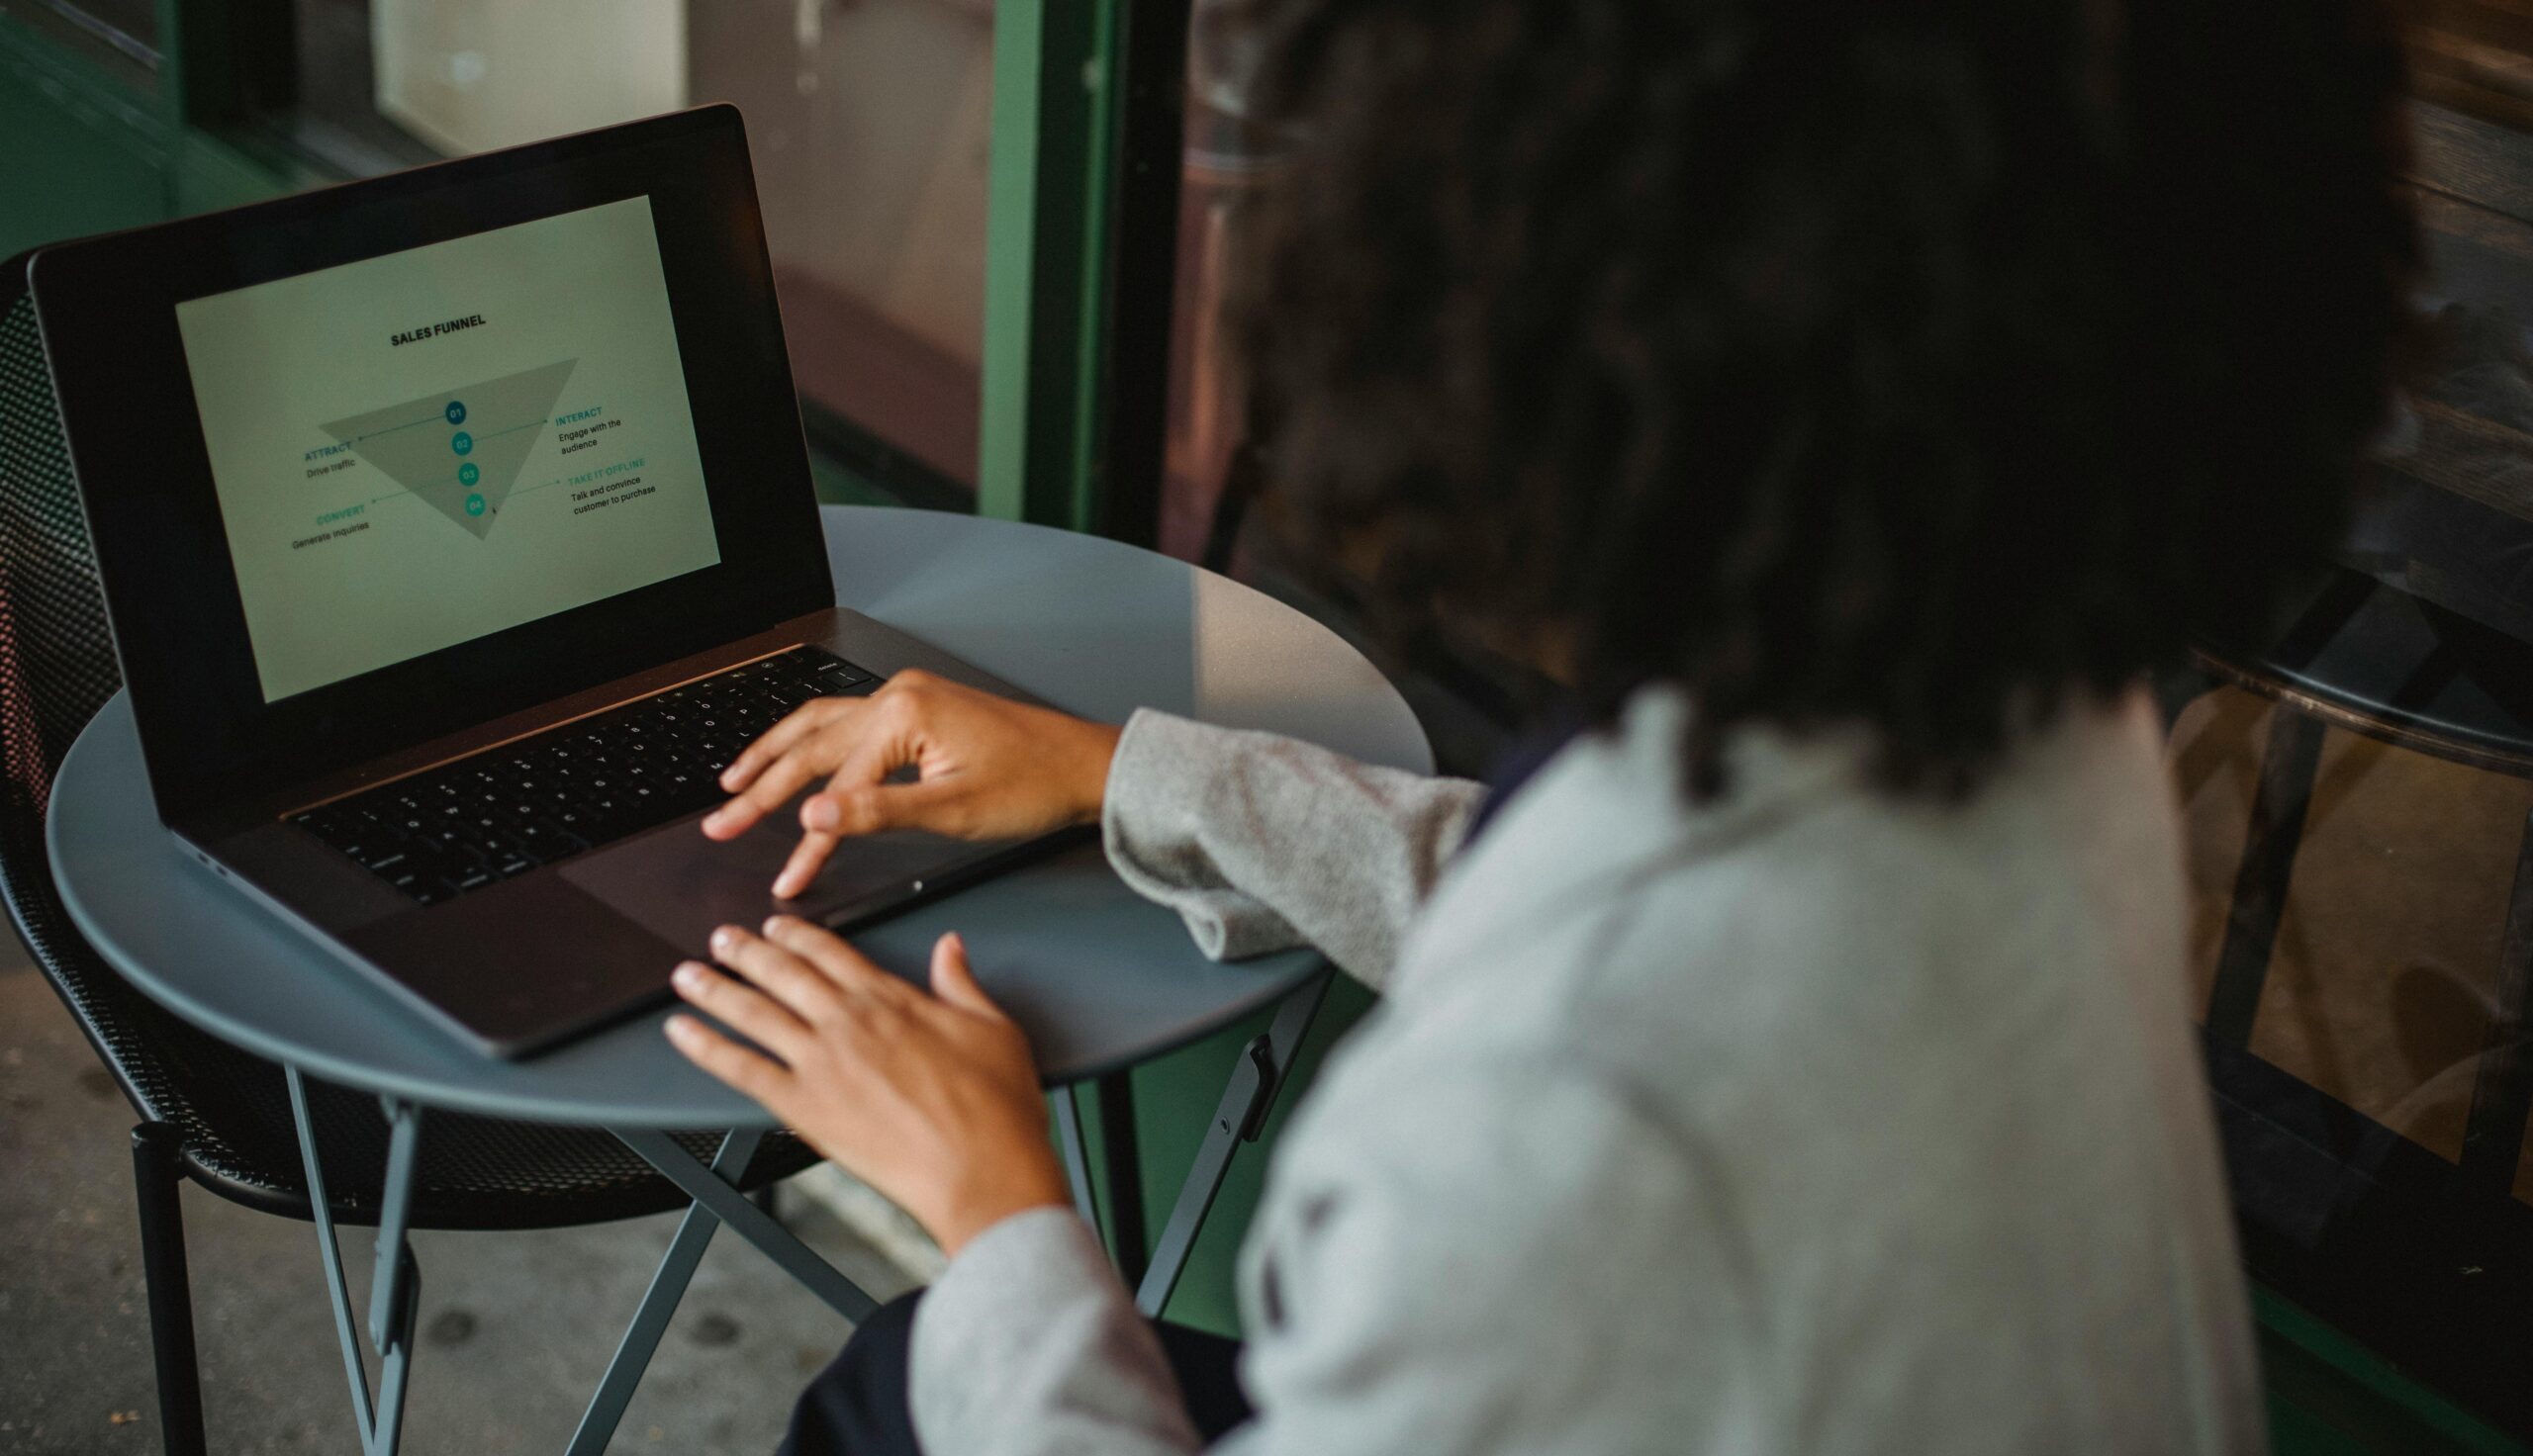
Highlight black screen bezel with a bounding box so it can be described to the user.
[33,106,830,822]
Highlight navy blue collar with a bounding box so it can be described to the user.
[1463,706,1581,846]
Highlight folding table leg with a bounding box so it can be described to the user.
[1052,1077,1152,1280]
[612,1128,879,1322]
[565,1130,765,1456]
[1097,1074,1149,1288]
[1135,973,1330,1317]
[1055,1084,1100,1228]
[367,1099,421,1352]
[284,1067,422,1456]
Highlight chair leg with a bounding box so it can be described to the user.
[130,1123,208,1456]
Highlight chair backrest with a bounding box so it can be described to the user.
[0,249,183,1120]
[0,251,307,1156]
[0,251,383,1209]
[0,255,120,804]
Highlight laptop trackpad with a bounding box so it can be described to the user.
[559,808,1009,957]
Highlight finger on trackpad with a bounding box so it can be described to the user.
[558,803,989,955]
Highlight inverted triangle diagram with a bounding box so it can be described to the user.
[323,359,579,539]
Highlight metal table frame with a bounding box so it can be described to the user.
[273,974,1328,1456]
[53,506,1429,1453]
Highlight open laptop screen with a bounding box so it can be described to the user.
[35,107,832,823]
[174,196,722,703]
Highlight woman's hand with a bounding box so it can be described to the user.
[665,916,1071,1256]
[702,670,1124,898]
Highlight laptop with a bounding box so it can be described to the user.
[31,106,1082,1056]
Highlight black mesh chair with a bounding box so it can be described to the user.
[0,249,820,1454]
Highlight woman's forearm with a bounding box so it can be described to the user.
[1101,710,1485,988]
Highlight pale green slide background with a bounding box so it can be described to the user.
[176,196,719,702]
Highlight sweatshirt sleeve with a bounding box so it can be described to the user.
[909,1209,1204,1456]
[1098,709,1484,990]
[908,1061,1755,1456]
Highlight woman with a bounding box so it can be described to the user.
[678,1,2412,1450]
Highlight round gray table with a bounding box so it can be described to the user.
[48,504,1431,1456]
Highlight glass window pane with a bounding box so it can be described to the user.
[2162,13,2533,1405]
[275,0,991,500]
[693,0,989,492]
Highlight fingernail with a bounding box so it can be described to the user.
[945,932,966,956]
[709,925,737,954]
[672,962,703,992]
[763,915,790,935]
[803,796,838,830]
[665,1014,696,1041]
[702,807,729,832]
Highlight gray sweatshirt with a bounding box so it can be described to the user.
[909,687,2262,1455]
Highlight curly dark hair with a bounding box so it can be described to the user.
[1231,0,2416,794]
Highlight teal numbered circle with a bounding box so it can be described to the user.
[464,493,487,517]
[444,401,467,425]
[458,461,480,487]
[451,430,474,456]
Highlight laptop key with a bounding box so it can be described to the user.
[512,820,574,858]
[295,646,887,904]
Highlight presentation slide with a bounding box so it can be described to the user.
[175,196,720,702]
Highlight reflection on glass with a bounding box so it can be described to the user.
[2176,2,2533,1224]
[1159,0,1279,564]
[282,0,992,498]
[696,0,991,492]
[2173,689,2533,1207]
[369,1,688,156]
[0,0,157,85]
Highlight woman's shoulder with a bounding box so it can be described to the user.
[1401,686,2183,1013]
[1249,690,2244,1448]
[1354,685,2198,1204]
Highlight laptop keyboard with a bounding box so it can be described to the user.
[290,645,877,906]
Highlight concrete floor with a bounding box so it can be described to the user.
[0,945,921,1455]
